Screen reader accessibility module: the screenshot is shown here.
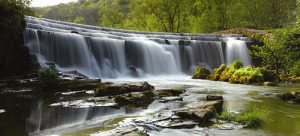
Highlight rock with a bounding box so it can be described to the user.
[46,62,56,71]
[115,91,155,108]
[158,96,183,103]
[154,120,197,129]
[277,92,296,101]
[294,92,300,98]
[290,98,300,104]
[128,66,139,77]
[95,82,154,97]
[192,66,211,79]
[55,90,94,97]
[263,82,276,86]
[157,88,186,97]
[206,95,223,101]
[175,100,223,122]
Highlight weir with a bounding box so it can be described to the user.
[24,16,251,79]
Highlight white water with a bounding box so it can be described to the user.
[24,16,252,79]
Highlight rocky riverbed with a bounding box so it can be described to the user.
[0,74,299,136]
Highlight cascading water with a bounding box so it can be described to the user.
[24,16,252,79]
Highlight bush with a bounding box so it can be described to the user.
[220,60,243,81]
[229,66,264,84]
[218,107,268,128]
[291,61,300,77]
[192,66,211,79]
[37,68,60,90]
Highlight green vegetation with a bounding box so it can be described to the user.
[192,66,211,79]
[253,28,300,82]
[229,66,264,84]
[218,107,268,128]
[32,0,298,33]
[37,68,59,90]
[194,60,276,85]
[0,0,34,77]
[220,60,243,82]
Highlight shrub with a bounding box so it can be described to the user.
[229,66,264,84]
[291,61,300,77]
[192,66,211,79]
[37,68,60,90]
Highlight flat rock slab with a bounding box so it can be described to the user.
[175,100,223,122]
[95,82,154,97]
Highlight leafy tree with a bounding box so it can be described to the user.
[0,0,33,77]
[253,29,299,81]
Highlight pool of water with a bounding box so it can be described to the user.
[0,77,299,136]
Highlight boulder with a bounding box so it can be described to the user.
[192,66,211,79]
[95,82,154,97]
[291,98,300,104]
[206,95,223,101]
[156,88,186,97]
[115,91,155,108]
[175,100,223,122]
[277,92,296,101]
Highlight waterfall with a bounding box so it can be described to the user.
[24,16,252,79]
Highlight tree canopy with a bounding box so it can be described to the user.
[32,0,298,33]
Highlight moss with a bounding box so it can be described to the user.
[220,60,243,82]
[229,66,264,84]
[192,66,211,79]
[157,88,186,96]
[218,107,268,128]
[210,64,226,81]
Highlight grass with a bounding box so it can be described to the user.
[218,107,268,128]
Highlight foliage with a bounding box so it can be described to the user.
[32,0,298,33]
[37,68,60,90]
[253,28,300,81]
[0,0,34,77]
[291,61,300,77]
[192,66,211,79]
[229,66,264,84]
[218,107,268,128]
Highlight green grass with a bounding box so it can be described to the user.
[218,107,268,128]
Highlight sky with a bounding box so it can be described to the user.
[30,0,78,7]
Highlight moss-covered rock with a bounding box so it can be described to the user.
[157,88,186,96]
[95,82,154,97]
[229,66,264,84]
[114,91,155,108]
[220,60,243,82]
[192,66,211,79]
[210,64,226,81]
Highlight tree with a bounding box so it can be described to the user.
[253,29,299,81]
[0,0,33,77]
